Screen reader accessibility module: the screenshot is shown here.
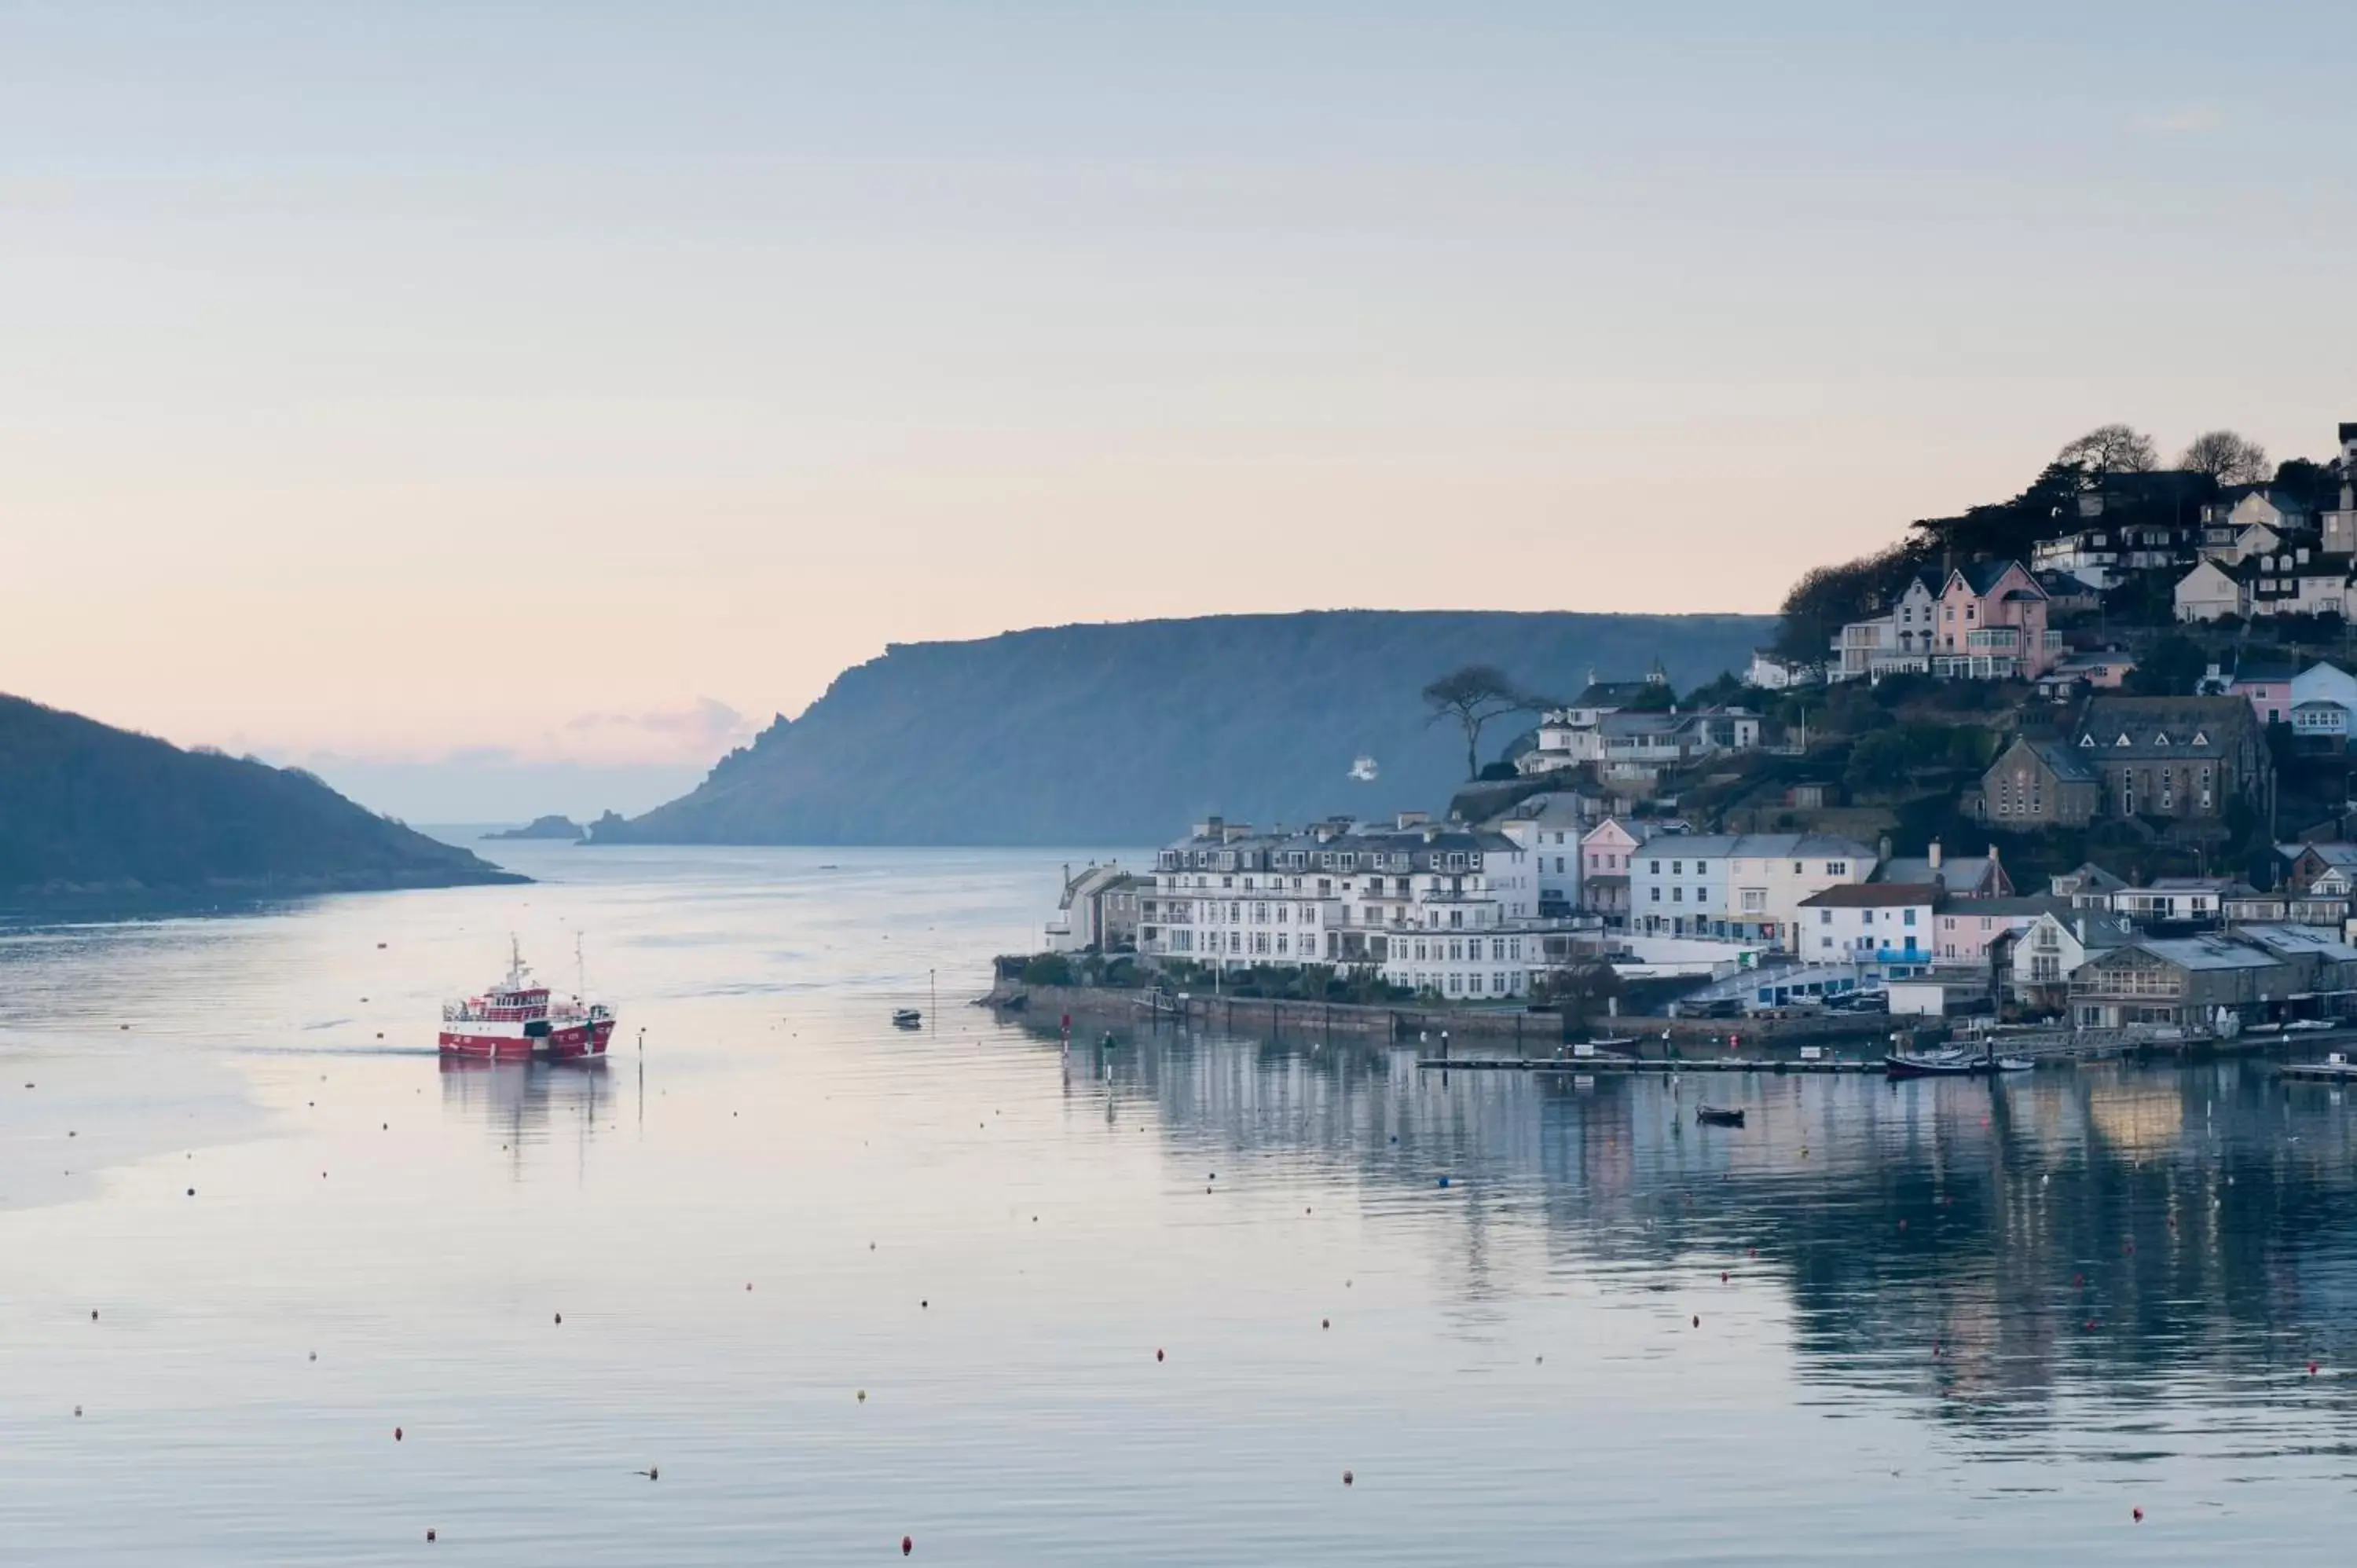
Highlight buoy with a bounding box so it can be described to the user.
[310,1352,317,1361]
[1342,1469,1354,1486]
[1692,1315,1700,1328]
[903,1535,913,1556]
[186,1188,195,1196]
[2310,1361,2320,1376]
[1437,1177,1450,1189]
[1321,1318,1330,1330]
[1157,1349,1164,1362]
[74,1405,82,1416]
[555,1313,563,1324]
[90,1310,97,1321]
[2132,1507,2143,1523]
[1720,1272,1728,1284]
[427,1528,436,1541]
[921,1299,929,1310]
[394,1427,403,1441]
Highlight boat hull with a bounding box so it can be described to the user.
[438,1017,614,1062]
[1884,1052,1992,1079]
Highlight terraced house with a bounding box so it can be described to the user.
[1626,832,1879,947]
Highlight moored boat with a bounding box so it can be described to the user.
[1695,1105,1746,1127]
[892,1008,922,1028]
[439,940,614,1062]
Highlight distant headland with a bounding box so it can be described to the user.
[0,692,526,909]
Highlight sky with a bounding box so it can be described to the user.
[4,2,2352,819]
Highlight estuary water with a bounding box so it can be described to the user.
[5,843,2357,1565]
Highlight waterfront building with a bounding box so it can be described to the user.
[1490,791,1597,914]
[1135,813,1545,998]
[1044,863,1140,952]
[1626,832,1878,947]
[1578,816,1683,928]
[1875,839,2013,898]
[1794,883,1939,975]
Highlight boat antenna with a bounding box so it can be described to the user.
[509,933,524,988]
[576,932,587,1002]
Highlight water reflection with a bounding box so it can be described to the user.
[1057,1020,2357,1461]
[437,1057,615,1168]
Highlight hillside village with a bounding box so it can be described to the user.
[1042,420,2357,1039]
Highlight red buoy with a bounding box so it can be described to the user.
[902,1535,913,1556]
[2310,1361,2320,1376]
[1720,1271,1728,1284]
[2132,1507,2143,1523]
[394,1427,403,1442]
[1156,1349,1164,1361]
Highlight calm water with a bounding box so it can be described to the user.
[5,844,2357,1564]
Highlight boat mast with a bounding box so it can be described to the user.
[576,932,587,1002]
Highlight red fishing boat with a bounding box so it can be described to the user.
[438,938,615,1061]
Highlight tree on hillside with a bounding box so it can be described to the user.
[2124,634,2209,697]
[1421,665,1534,781]
[2274,456,2336,503]
[2057,423,2159,480]
[1843,730,1912,797]
[1774,543,1923,659]
[1906,461,2083,563]
[2180,430,2270,485]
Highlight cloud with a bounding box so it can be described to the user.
[2132,106,2222,136]
[552,698,756,763]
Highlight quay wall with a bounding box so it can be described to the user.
[981,981,1897,1055]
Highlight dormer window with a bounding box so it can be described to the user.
[2151,733,2170,747]
[2115,734,2132,747]
[2079,734,2095,747]
[2191,732,2209,746]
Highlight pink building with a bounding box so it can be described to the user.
[1931,560,2056,680]
[2228,661,2297,725]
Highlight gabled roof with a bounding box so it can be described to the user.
[1801,883,1941,908]
[1879,855,2005,895]
[2051,863,2128,895]
[2076,696,2256,758]
[1571,680,1656,708]
[1950,559,2038,597]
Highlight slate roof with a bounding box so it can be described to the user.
[2075,696,2256,759]
[1801,884,1942,908]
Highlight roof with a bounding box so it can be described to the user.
[1942,895,2070,919]
[2297,843,2357,869]
[1878,856,2002,894]
[1628,833,1877,862]
[2233,925,2357,964]
[1993,737,2101,783]
[1950,559,2038,597]
[1801,883,1941,908]
[2075,696,2256,758]
[2231,661,2298,685]
[2053,863,2128,893]
[2110,936,2283,973]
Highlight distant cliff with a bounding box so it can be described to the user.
[0,693,526,905]
[592,610,1771,846]
[483,815,586,842]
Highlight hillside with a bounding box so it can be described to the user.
[0,693,526,904]
[593,610,1770,846]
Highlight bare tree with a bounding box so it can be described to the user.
[1421,665,1534,780]
[2179,429,2270,485]
[2055,423,2158,479]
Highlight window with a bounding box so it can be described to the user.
[1819,909,1833,925]
[1650,888,1662,903]
[1827,861,1848,876]
[1903,909,1915,925]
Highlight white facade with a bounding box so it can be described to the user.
[2289,661,2357,739]
[1627,833,1878,947]
[2175,559,2246,622]
[1747,651,1820,690]
[1136,815,1544,997]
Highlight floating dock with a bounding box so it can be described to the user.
[2276,1060,2357,1081]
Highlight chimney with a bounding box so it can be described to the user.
[1928,840,1944,870]
[1878,835,1893,863]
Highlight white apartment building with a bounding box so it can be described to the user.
[1490,791,1596,913]
[1135,813,1544,997]
[1626,833,1879,948]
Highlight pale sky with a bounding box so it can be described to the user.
[5,2,2352,811]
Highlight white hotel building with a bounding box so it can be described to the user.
[1135,813,1546,999]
